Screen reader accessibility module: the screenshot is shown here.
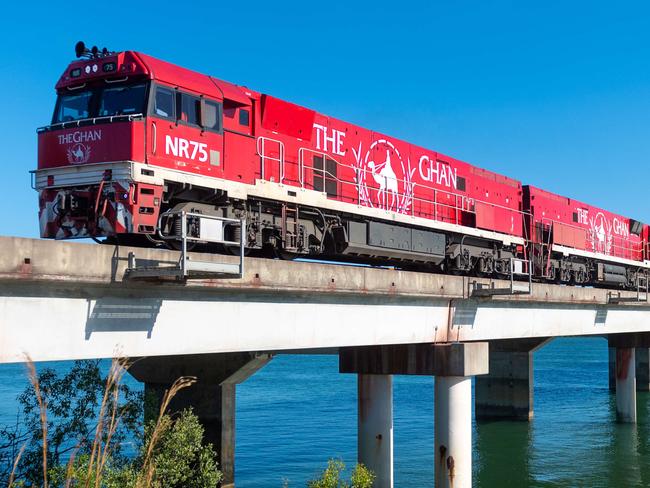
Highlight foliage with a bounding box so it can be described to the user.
[307,459,375,488]
[47,409,222,488]
[1,359,222,488]
[0,359,142,486]
[349,463,375,488]
[137,408,222,488]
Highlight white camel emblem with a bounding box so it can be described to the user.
[72,147,84,160]
[594,221,606,251]
[590,213,612,254]
[368,149,399,209]
[67,143,91,164]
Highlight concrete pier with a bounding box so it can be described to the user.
[615,347,637,423]
[609,347,650,392]
[636,348,650,391]
[129,352,271,487]
[340,342,488,488]
[358,374,393,488]
[475,338,551,421]
[435,376,472,488]
[607,334,650,423]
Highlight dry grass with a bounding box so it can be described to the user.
[25,358,49,488]
[9,356,196,488]
[137,376,196,488]
[83,356,132,488]
[7,442,26,487]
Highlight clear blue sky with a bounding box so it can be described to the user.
[2,1,650,237]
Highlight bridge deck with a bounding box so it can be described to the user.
[0,236,648,363]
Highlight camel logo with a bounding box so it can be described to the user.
[67,143,92,164]
[589,212,613,255]
[352,139,415,213]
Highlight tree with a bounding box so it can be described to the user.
[1,360,222,488]
[1,359,142,486]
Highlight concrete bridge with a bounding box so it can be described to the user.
[1,236,649,488]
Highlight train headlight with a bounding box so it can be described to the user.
[84,65,91,74]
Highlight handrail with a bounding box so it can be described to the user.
[37,113,145,132]
[297,147,346,187]
[541,217,644,261]
[151,121,157,155]
[293,151,647,265]
[295,154,531,226]
[256,136,286,183]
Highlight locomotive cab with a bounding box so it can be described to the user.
[34,44,238,240]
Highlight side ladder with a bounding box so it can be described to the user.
[125,210,245,281]
[608,271,649,304]
[471,257,533,297]
[281,204,300,252]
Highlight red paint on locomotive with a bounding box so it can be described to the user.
[525,186,646,263]
[33,45,650,288]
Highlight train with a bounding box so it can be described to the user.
[33,42,650,289]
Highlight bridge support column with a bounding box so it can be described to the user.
[340,342,488,488]
[615,347,637,423]
[607,334,650,423]
[435,376,471,488]
[475,338,551,421]
[609,347,650,391]
[358,374,393,488]
[636,348,650,391]
[129,352,272,487]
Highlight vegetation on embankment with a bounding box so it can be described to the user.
[0,359,374,487]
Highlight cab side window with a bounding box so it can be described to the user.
[239,109,250,127]
[153,86,175,120]
[152,86,223,133]
[223,102,251,134]
[203,100,222,132]
[179,93,201,126]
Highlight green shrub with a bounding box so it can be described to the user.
[2,359,222,488]
[307,459,375,488]
[139,409,222,488]
[47,409,222,488]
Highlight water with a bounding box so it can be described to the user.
[2,337,649,487]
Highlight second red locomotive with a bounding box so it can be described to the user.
[33,43,650,289]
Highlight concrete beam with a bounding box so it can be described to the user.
[475,338,551,421]
[340,343,489,377]
[129,352,271,487]
[4,237,650,363]
[608,333,650,348]
[2,236,644,304]
[358,375,393,488]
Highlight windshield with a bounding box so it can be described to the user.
[99,84,147,117]
[52,82,148,124]
[54,91,92,123]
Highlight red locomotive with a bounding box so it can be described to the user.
[33,42,650,289]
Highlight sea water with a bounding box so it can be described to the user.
[1,337,649,487]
